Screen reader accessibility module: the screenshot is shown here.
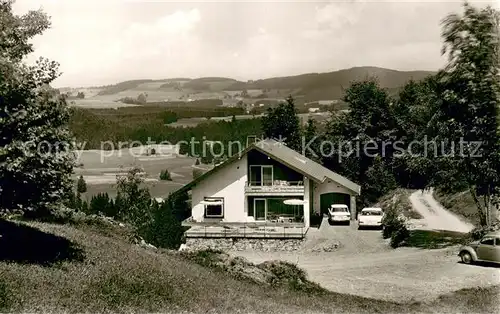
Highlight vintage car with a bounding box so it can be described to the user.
[458,231,500,264]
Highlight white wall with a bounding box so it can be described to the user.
[312,179,353,213]
[303,177,311,228]
[191,155,248,222]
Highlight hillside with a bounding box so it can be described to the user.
[0,219,497,313]
[225,66,434,101]
[72,67,435,106]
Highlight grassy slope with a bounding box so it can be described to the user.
[0,220,496,313]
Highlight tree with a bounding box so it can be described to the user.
[392,77,442,189]
[0,0,75,216]
[114,167,152,232]
[89,192,116,217]
[303,118,320,160]
[76,91,85,99]
[261,95,302,152]
[322,80,398,208]
[363,156,397,205]
[420,2,500,226]
[77,175,87,193]
[137,93,147,104]
[143,199,184,249]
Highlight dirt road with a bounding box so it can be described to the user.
[409,189,474,233]
[231,219,498,302]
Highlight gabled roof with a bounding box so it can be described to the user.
[175,139,361,195]
[254,139,360,194]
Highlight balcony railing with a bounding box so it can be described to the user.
[244,180,305,194]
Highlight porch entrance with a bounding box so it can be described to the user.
[248,196,304,223]
[254,198,267,221]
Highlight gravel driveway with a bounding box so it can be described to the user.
[231,219,499,302]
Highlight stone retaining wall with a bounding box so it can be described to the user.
[185,237,305,252]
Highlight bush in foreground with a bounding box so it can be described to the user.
[182,249,325,294]
[381,200,410,248]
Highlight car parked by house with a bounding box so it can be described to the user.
[459,231,500,264]
[328,204,351,225]
[358,207,384,230]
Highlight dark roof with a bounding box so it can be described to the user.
[175,139,361,195]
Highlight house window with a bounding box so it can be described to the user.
[204,197,224,218]
[249,165,273,186]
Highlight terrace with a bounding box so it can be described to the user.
[182,219,307,239]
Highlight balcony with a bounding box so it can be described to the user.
[244,180,305,195]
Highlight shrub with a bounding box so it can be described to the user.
[113,168,185,249]
[469,220,500,240]
[89,193,118,218]
[389,224,410,248]
[77,175,87,194]
[159,169,172,181]
[65,191,82,211]
[143,199,184,250]
[381,200,410,247]
[81,200,89,214]
[114,168,152,232]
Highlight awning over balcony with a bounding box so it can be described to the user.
[200,200,223,205]
[283,199,306,205]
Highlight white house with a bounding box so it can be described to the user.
[178,139,361,230]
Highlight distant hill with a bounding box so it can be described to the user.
[70,67,436,104]
[225,66,435,101]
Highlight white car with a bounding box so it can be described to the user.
[358,207,384,229]
[328,204,351,225]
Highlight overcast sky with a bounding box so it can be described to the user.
[12,0,499,87]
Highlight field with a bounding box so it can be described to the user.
[70,99,139,109]
[73,147,212,199]
[168,112,332,128]
[63,66,433,110]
